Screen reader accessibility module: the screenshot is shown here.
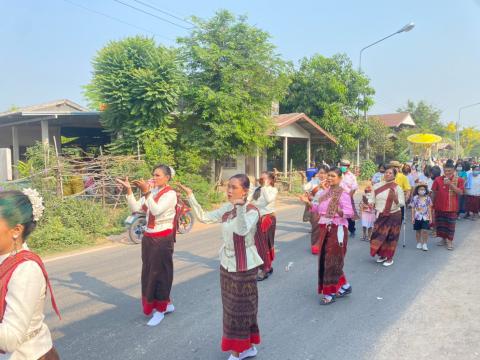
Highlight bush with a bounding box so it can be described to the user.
[175,173,224,208]
[360,159,377,181]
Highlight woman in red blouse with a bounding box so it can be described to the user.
[431,160,465,250]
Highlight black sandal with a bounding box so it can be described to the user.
[320,295,336,305]
[337,285,352,298]
[268,268,273,275]
[256,271,269,281]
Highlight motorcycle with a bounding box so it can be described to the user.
[125,195,194,244]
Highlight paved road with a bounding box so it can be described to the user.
[44,200,478,360]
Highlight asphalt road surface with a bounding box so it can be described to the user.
[44,200,478,360]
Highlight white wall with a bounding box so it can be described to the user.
[274,123,310,139]
[222,155,246,180]
[0,148,12,181]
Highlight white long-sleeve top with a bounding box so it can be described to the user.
[368,181,405,215]
[126,187,177,234]
[0,244,53,360]
[248,185,278,216]
[188,194,263,272]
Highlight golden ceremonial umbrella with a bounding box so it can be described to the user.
[407,133,442,144]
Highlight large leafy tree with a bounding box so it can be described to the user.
[281,54,374,155]
[177,10,291,159]
[85,36,184,153]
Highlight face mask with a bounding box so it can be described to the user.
[340,166,347,173]
[456,167,462,171]
[418,190,426,196]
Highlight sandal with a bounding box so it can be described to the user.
[256,271,269,281]
[320,294,336,305]
[268,268,273,275]
[337,285,352,298]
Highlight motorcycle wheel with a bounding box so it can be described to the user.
[129,216,146,244]
[177,211,194,234]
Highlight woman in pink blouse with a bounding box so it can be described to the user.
[300,167,354,305]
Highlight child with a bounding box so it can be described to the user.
[360,185,376,241]
[410,184,433,251]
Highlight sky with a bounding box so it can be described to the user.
[1,0,480,128]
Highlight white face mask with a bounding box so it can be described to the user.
[418,190,426,196]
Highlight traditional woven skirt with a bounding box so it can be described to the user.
[370,212,402,260]
[254,214,276,272]
[141,231,174,315]
[38,347,60,360]
[317,224,348,295]
[220,266,260,353]
[435,210,457,241]
[466,195,480,213]
[310,212,321,254]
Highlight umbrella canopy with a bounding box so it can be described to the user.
[407,133,442,145]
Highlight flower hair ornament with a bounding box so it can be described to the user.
[22,188,45,222]
[169,166,175,179]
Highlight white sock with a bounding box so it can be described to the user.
[165,304,175,314]
[147,311,164,326]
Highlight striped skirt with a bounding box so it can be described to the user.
[220,266,260,353]
[141,232,174,315]
[435,210,457,241]
[317,224,348,295]
[466,195,480,213]
[370,212,402,260]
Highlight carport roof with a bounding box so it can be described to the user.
[273,113,337,145]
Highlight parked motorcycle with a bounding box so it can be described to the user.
[125,195,194,244]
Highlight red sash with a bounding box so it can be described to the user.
[222,204,260,272]
[375,182,398,216]
[0,250,61,322]
[141,186,174,230]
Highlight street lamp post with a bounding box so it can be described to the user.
[456,102,480,159]
[357,22,415,166]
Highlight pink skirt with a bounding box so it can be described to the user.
[361,212,376,228]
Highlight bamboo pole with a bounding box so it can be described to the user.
[53,136,64,199]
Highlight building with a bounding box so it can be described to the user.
[0,99,107,179]
[369,112,416,131]
[212,112,337,181]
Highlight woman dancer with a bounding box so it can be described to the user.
[300,167,354,305]
[369,166,405,267]
[117,164,177,327]
[179,175,262,360]
[249,172,278,281]
[303,165,329,254]
[0,189,61,359]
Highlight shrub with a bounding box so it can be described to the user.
[175,173,224,208]
[360,159,377,181]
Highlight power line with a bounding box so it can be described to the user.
[112,0,192,30]
[62,0,174,41]
[131,0,196,27]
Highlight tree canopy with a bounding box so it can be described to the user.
[84,36,184,153]
[281,54,375,154]
[177,10,291,159]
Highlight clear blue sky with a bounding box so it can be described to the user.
[1,0,479,128]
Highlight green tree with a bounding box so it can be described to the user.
[281,54,374,156]
[177,10,291,160]
[397,100,445,135]
[84,36,184,153]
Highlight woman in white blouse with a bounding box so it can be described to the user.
[368,166,406,267]
[248,172,278,281]
[117,164,177,327]
[179,174,262,360]
[0,190,60,360]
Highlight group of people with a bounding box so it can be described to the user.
[0,155,477,360]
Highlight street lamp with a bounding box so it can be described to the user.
[356,22,415,166]
[456,102,480,159]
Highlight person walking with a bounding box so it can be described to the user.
[389,161,411,221]
[410,184,433,251]
[432,160,465,250]
[371,163,386,185]
[179,175,262,360]
[0,189,61,359]
[117,164,178,327]
[465,164,480,219]
[339,160,358,237]
[302,165,329,254]
[360,185,376,242]
[300,167,354,305]
[369,166,405,267]
[249,172,278,281]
